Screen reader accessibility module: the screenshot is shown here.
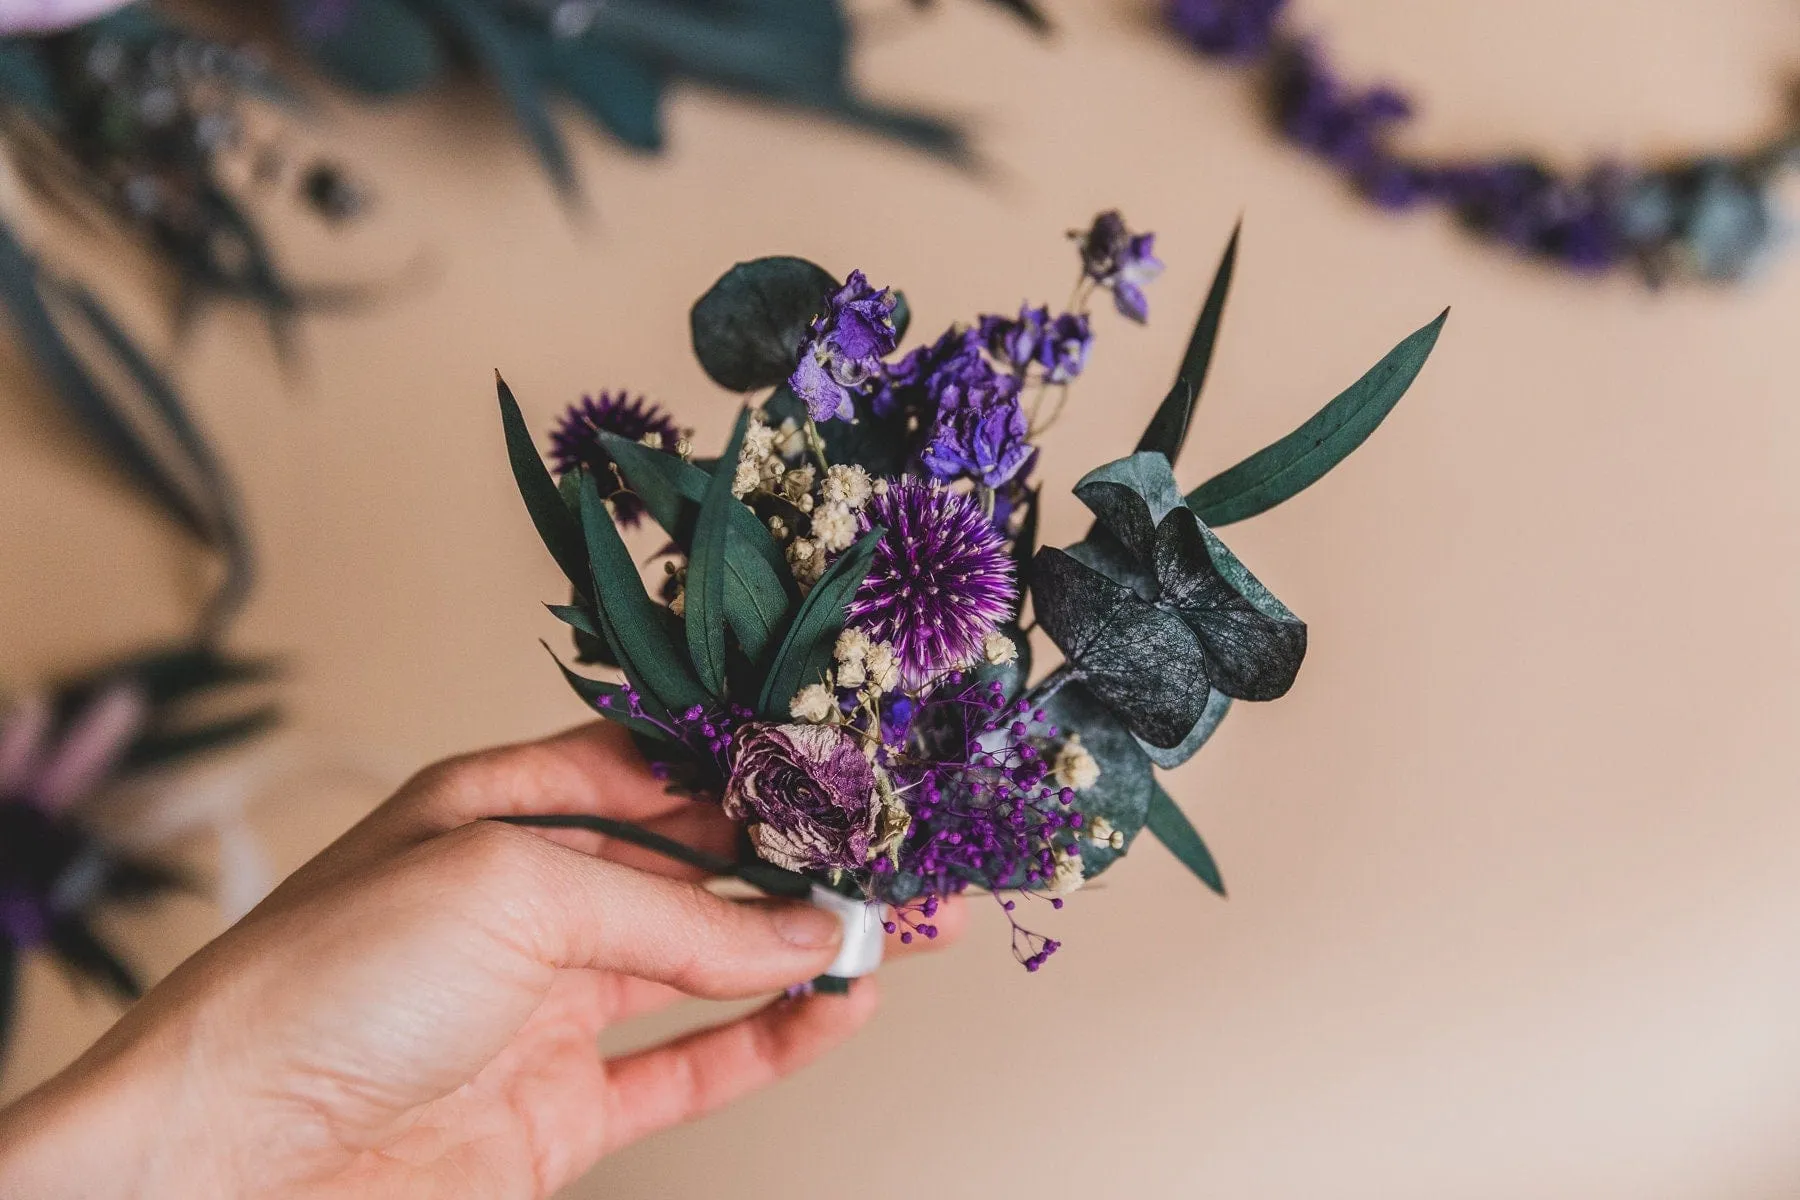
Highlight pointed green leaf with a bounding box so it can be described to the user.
[1138,219,1239,466]
[602,434,797,661]
[685,411,749,696]
[1146,782,1226,896]
[579,472,709,714]
[1187,309,1448,526]
[498,374,591,602]
[543,644,674,742]
[757,529,883,719]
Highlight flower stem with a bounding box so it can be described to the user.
[1020,663,1075,710]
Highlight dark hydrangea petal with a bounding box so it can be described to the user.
[547,391,680,527]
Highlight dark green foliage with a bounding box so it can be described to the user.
[1139,688,1231,768]
[691,257,837,392]
[0,220,252,635]
[1145,783,1226,896]
[283,0,444,95]
[498,374,592,602]
[1152,507,1305,702]
[1136,219,1239,466]
[498,813,813,899]
[1187,309,1448,526]
[1031,548,1210,748]
[685,411,751,695]
[544,645,676,742]
[757,529,883,718]
[578,472,711,715]
[1039,451,1306,747]
[600,433,797,662]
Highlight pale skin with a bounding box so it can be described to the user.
[0,721,963,1198]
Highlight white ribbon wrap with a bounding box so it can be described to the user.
[809,887,885,979]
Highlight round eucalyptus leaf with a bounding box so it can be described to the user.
[690,256,837,392]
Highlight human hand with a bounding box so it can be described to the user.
[0,721,963,1199]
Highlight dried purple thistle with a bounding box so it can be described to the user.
[547,392,680,527]
[847,479,1017,686]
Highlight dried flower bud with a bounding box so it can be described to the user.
[1051,735,1100,791]
[669,588,686,618]
[742,419,778,460]
[675,432,695,460]
[811,502,857,553]
[1044,850,1086,897]
[1086,815,1126,851]
[982,631,1018,666]
[836,658,867,690]
[863,641,900,693]
[782,466,816,504]
[732,459,761,499]
[834,628,870,665]
[787,538,825,587]
[822,464,875,509]
[789,683,835,724]
[767,516,790,541]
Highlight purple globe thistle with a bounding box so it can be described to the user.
[547,392,680,528]
[788,270,901,423]
[1072,211,1165,322]
[847,479,1017,686]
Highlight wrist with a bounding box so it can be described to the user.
[0,1026,231,1200]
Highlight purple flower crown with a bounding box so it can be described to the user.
[1164,0,1800,284]
[496,213,1446,981]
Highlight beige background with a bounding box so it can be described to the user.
[5,0,1800,1195]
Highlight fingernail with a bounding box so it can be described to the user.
[772,903,842,949]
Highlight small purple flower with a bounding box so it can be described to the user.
[788,270,901,423]
[1039,312,1092,382]
[873,324,981,419]
[1073,211,1165,322]
[979,305,1048,370]
[548,392,680,528]
[722,723,880,873]
[1163,0,1286,59]
[848,479,1018,686]
[918,356,1033,488]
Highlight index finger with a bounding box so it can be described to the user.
[318,721,731,883]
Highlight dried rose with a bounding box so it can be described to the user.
[723,723,880,873]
